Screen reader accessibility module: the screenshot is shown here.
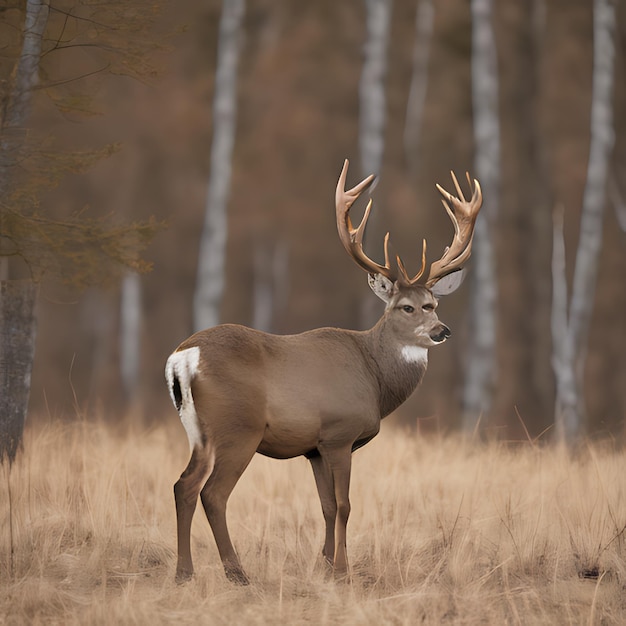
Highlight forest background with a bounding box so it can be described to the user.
[2,0,625,441]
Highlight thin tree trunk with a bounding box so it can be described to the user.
[360,0,392,177]
[553,0,616,444]
[404,0,434,170]
[0,0,49,283]
[0,1,48,464]
[359,0,392,329]
[0,0,49,195]
[0,281,37,465]
[463,0,500,432]
[193,0,245,332]
[551,207,580,444]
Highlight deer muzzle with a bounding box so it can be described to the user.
[430,324,451,344]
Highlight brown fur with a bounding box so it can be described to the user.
[169,284,450,584]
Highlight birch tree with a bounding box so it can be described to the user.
[359,0,392,328]
[463,0,500,432]
[404,0,434,170]
[193,0,245,332]
[552,0,616,444]
[360,0,392,178]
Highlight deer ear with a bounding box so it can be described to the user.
[368,273,395,303]
[430,269,465,298]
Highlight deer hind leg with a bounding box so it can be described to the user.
[309,454,337,568]
[317,444,353,578]
[199,434,260,585]
[174,446,214,583]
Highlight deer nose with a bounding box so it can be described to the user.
[431,324,451,343]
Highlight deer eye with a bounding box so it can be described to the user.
[402,305,415,314]
[422,303,435,312]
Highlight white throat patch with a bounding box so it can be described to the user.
[400,345,428,365]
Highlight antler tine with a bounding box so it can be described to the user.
[396,239,427,285]
[426,171,483,288]
[335,159,396,280]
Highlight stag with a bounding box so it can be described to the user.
[165,160,482,584]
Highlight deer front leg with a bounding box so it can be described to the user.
[318,444,353,578]
[309,454,337,567]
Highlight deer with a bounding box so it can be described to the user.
[165,159,482,585]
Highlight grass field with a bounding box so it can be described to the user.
[2,417,626,625]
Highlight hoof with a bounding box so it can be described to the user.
[175,568,194,584]
[225,567,250,585]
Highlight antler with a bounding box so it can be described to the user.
[426,171,482,288]
[335,159,427,284]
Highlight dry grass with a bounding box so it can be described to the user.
[2,418,626,625]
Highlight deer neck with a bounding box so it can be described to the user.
[362,316,428,418]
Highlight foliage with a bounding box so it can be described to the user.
[1,207,161,288]
[0,0,169,286]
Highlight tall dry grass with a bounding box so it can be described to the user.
[2,417,626,624]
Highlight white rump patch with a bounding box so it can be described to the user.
[165,346,203,450]
[400,345,428,366]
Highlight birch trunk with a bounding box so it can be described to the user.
[404,0,434,170]
[463,0,500,432]
[360,0,392,177]
[359,0,392,329]
[553,0,616,444]
[193,0,245,332]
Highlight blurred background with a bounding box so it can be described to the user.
[2,0,625,441]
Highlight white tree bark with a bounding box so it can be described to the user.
[359,0,392,329]
[462,0,500,432]
[404,0,434,168]
[359,0,392,177]
[193,0,245,332]
[553,0,616,444]
[551,207,580,443]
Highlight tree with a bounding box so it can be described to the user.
[552,0,616,445]
[404,0,434,171]
[193,0,246,332]
[463,0,500,432]
[358,0,392,328]
[0,0,163,464]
